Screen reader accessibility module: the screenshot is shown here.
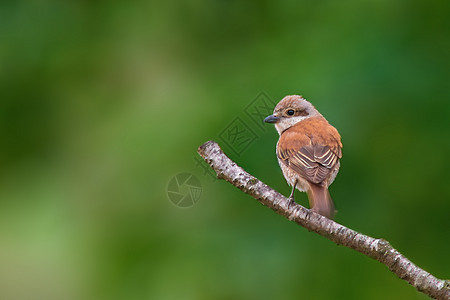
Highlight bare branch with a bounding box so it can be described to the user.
[197,140,450,300]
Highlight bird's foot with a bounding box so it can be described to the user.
[287,180,297,209]
[287,195,295,209]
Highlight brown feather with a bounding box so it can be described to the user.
[307,183,335,219]
[277,116,342,186]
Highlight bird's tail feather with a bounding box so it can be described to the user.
[307,184,335,219]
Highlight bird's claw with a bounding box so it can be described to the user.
[287,196,295,209]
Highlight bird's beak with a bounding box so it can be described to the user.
[264,114,280,123]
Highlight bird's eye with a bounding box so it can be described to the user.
[287,109,295,116]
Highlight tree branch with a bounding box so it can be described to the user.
[197,140,449,300]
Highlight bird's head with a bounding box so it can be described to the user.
[264,95,321,135]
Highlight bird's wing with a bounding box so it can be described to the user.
[277,124,342,185]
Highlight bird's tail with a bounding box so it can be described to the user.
[307,183,335,219]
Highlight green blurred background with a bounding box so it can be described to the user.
[1,0,449,299]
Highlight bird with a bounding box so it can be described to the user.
[264,95,342,219]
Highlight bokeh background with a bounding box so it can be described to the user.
[1,1,449,299]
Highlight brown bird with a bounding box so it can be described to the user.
[264,95,342,219]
